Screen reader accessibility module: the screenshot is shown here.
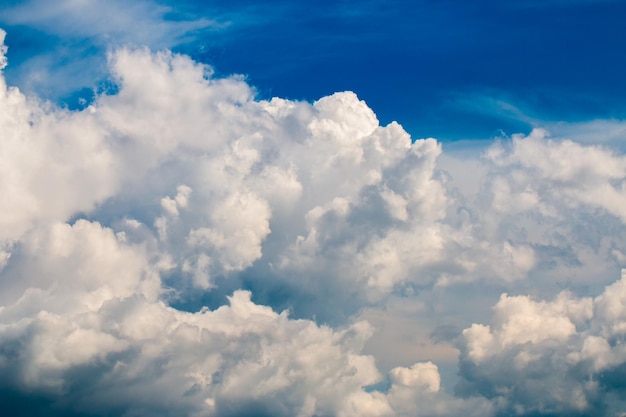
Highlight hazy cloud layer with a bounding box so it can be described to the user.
[1,29,626,416]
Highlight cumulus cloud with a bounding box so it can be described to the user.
[0,218,379,416]
[0,217,453,417]
[458,269,626,416]
[0,31,481,416]
[485,128,626,220]
[2,28,626,416]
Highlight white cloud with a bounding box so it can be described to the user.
[0,29,6,70]
[0,216,460,417]
[0,36,477,416]
[458,269,626,416]
[0,0,219,48]
[0,66,117,241]
[2,30,626,416]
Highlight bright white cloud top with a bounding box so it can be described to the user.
[1,28,626,416]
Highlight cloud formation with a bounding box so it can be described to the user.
[458,269,626,416]
[1,28,626,416]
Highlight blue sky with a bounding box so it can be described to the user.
[2,0,625,140]
[2,1,626,416]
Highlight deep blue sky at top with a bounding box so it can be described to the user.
[1,0,625,141]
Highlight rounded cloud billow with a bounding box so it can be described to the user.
[458,270,626,416]
[1,29,626,416]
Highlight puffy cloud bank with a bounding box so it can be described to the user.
[1,29,626,416]
[459,270,626,416]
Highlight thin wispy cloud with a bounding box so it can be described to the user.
[0,0,223,102]
[0,0,221,45]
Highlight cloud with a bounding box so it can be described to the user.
[0,0,221,101]
[0,59,117,241]
[0,219,378,416]
[0,32,482,416]
[0,217,463,417]
[457,269,626,416]
[545,119,626,149]
[0,0,219,47]
[2,28,626,416]
[0,30,6,70]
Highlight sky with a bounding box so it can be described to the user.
[0,1,626,416]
